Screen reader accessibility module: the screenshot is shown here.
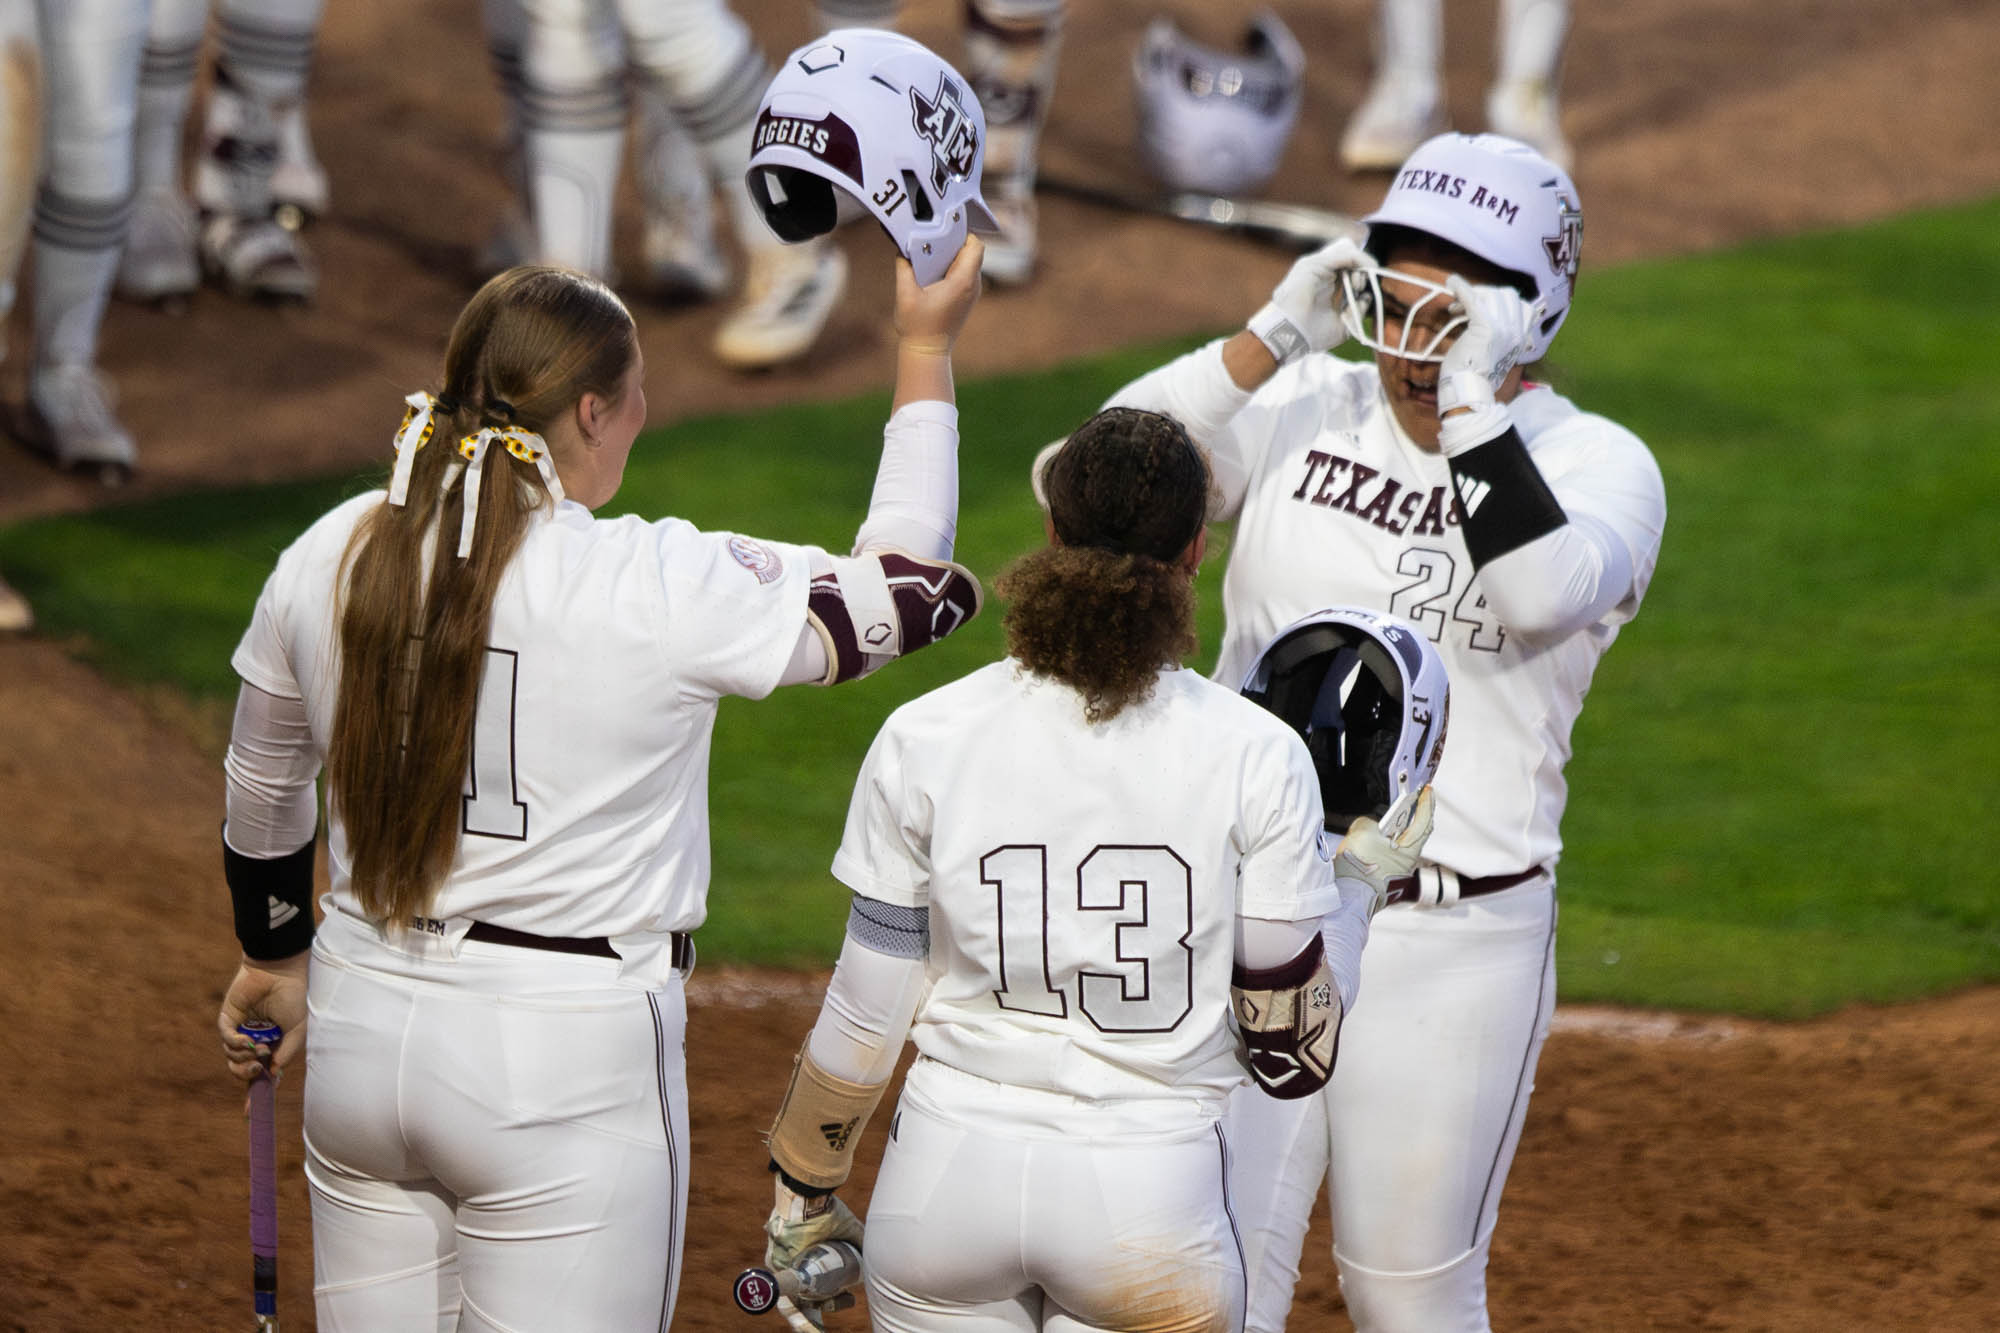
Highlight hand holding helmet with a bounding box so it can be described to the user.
[1334,785,1436,918]
[1436,276,1543,454]
[895,235,985,355]
[1247,236,1368,368]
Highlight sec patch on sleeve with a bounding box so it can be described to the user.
[728,535,785,584]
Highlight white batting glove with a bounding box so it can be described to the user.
[1334,785,1437,917]
[1246,237,1367,368]
[765,1176,865,1272]
[1436,277,1544,455]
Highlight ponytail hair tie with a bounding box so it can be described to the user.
[388,390,444,507]
[452,426,566,558]
[489,397,518,423]
[432,393,461,415]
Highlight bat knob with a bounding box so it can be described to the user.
[239,1021,284,1045]
[734,1267,781,1314]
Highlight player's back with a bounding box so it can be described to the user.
[840,659,1326,1109]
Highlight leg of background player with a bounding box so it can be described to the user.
[1,0,43,627]
[25,0,145,483]
[1339,0,1445,172]
[1223,1079,1334,1333]
[117,0,205,306]
[194,0,322,300]
[518,0,628,281]
[1484,0,1571,170]
[961,0,1060,287]
[618,0,847,369]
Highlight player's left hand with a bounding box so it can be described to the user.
[218,953,309,1081]
[1335,785,1436,917]
[765,1174,865,1272]
[1437,277,1542,414]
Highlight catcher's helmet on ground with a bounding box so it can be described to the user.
[747,28,998,286]
[1132,11,1304,196]
[1351,132,1583,363]
[1239,608,1449,832]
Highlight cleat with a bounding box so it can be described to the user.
[22,363,138,486]
[1339,78,1446,172]
[201,213,317,302]
[712,243,847,371]
[1484,80,1573,172]
[643,210,731,305]
[0,574,31,634]
[116,187,201,307]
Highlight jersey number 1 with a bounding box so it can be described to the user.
[463,647,528,840]
[980,844,1194,1034]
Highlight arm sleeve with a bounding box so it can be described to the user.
[222,682,321,857]
[1470,418,1668,643]
[851,400,959,560]
[804,907,930,1086]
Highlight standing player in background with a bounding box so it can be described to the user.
[116,0,324,306]
[12,0,147,481]
[504,0,854,370]
[1098,133,1665,1331]
[0,0,38,627]
[755,408,1437,1332]
[213,236,984,1331]
[1342,0,1573,172]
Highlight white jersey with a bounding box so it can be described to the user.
[831,660,1341,1107]
[232,490,819,979]
[1113,346,1667,878]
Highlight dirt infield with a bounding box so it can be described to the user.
[3,0,1999,1329]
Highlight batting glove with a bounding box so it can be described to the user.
[1436,277,1544,455]
[1334,786,1437,917]
[766,1176,865,1272]
[1247,237,1367,368]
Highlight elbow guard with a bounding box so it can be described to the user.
[767,1044,892,1191]
[1232,933,1342,1099]
[224,822,317,960]
[806,548,983,685]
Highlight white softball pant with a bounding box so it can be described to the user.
[303,917,691,1332]
[864,1057,1247,1333]
[1225,879,1557,1333]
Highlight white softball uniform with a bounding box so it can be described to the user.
[227,393,965,1329]
[829,660,1346,1332]
[1110,341,1665,1332]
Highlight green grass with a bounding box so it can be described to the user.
[5,197,1998,1014]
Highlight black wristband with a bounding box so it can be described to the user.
[1446,427,1567,569]
[224,824,317,960]
[769,1159,838,1199]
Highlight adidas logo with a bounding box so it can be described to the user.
[819,1118,856,1152]
[267,896,299,930]
[1454,474,1493,517]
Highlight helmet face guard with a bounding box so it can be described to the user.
[747,29,998,286]
[1239,608,1450,832]
[1337,265,1467,364]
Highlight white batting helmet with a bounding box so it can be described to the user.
[747,28,998,286]
[1132,11,1304,197]
[1360,132,1583,362]
[1239,608,1450,832]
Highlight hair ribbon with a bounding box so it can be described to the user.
[454,427,566,558]
[387,391,443,508]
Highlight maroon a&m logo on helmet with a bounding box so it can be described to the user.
[909,73,979,196]
[1543,191,1583,284]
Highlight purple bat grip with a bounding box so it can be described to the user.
[239,1021,281,1317]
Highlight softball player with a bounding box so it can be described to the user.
[213,238,984,1331]
[756,408,1438,1333]
[1100,134,1667,1331]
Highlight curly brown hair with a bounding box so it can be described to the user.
[998,408,1210,723]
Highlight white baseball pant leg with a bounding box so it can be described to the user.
[865,1058,1246,1333]
[303,927,692,1332]
[31,0,145,372]
[1226,881,1557,1333]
